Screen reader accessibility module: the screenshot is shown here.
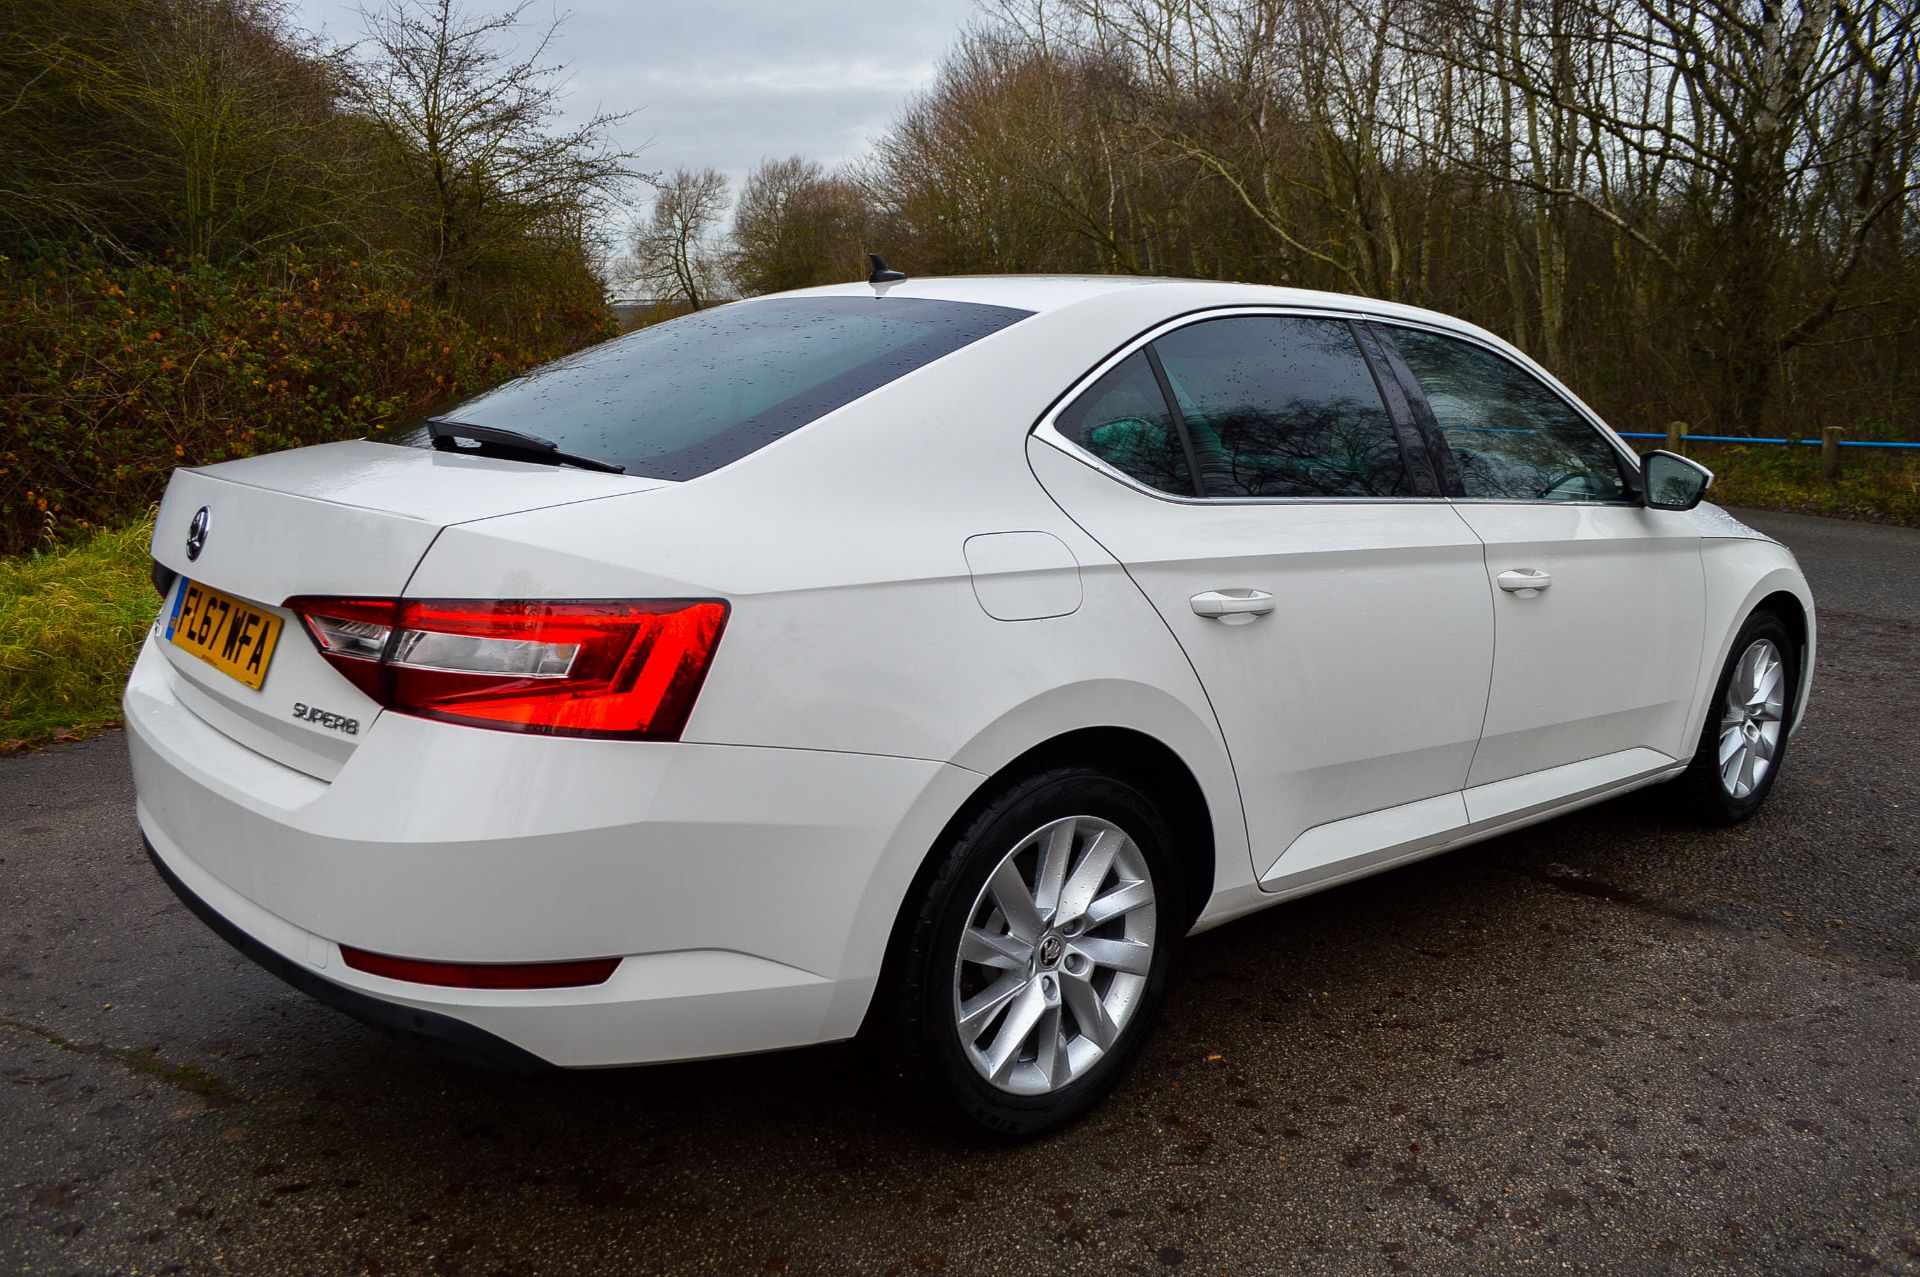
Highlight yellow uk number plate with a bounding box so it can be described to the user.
[165,579,283,690]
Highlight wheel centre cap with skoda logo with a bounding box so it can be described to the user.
[1038,934,1063,968]
[186,506,210,561]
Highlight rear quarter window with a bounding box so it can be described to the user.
[405,297,1032,480]
[1053,351,1196,496]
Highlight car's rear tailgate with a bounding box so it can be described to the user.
[147,440,659,780]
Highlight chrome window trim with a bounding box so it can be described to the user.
[1447,497,1644,509]
[1032,303,1645,509]
[1033,304,1442,507]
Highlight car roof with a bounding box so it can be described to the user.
[779,274,1574,409]
[781,275,1495,340]
[772,274,1611,451]
[789,275,1173,313]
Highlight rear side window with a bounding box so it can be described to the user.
[1384,327,1629,502]
[1151,317,1411,499]
[414,297,1031,480]
[1053,351,1194,496]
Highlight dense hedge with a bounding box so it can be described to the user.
[0,248,613,553]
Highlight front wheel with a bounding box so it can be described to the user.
[886,767,1181,1137]
[1671,611,1799,823]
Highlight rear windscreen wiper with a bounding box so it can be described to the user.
[426,419,626,474]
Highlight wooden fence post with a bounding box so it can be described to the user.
[1665,421,1686,453]
[1820,427,1843,482]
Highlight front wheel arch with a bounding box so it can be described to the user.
[1753,590,1810,730]
[1669,608,1801,823]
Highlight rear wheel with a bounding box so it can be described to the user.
[1671,611,1798,824]
[887,767,1181,1137]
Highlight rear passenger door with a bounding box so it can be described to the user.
[1371,323,1706,802]
[1029,311,1493,888]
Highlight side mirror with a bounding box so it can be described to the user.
[1641,450,1713,511]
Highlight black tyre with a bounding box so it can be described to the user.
[1670,610,1799,824]
[886,766,1182,1137]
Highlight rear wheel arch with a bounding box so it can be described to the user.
[869,727,1216,1030]
[982,728,1217,929]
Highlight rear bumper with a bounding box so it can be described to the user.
[125,630,979,1067]
[142,833,547,1071]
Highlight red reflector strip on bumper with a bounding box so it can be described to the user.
[340,947,620,989]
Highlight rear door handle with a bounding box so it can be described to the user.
[1496,569,1552,596]
[1190,589,1276,623]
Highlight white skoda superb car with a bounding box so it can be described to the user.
[128,276,1814,1134]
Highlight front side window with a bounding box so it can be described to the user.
[1150,317,1412,499]
[1384,327,1629,502]
[1053,351,1194,496]
[408,297,1031,481]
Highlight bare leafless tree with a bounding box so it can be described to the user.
[351,0,641,299]
[623,167,730,309]
[892,0,1920,434]
[0,0,360,259]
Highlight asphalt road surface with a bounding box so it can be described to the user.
[3,508,1916,1276]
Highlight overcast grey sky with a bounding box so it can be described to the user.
[290,0,981,228]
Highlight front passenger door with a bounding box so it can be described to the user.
[1374,324,1706,799]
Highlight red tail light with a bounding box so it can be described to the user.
[284,597,728,740]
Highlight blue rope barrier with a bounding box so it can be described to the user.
[1615,432,1920,449]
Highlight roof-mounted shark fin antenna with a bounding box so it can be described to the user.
[866,252,907,297]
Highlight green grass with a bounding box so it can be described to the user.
[0,517,157,748]
[0,441,1912,749]
[1693,441,1920,527]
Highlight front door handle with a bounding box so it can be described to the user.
[1496,569,1552,597]
[1191,589,1276,624]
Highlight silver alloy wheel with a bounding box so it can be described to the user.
[951,815,1158,1096]
[1719,637,1787,800]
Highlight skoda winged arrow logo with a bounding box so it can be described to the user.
[186,506,210,562]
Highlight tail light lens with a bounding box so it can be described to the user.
[285,597,728,740]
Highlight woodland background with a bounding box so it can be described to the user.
[5,0,1917,555]
[659,0,1920,463]
[1,0,1916,740]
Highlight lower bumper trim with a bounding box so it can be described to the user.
[142,835,552,1073]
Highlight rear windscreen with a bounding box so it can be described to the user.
[401,296,1032,480]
